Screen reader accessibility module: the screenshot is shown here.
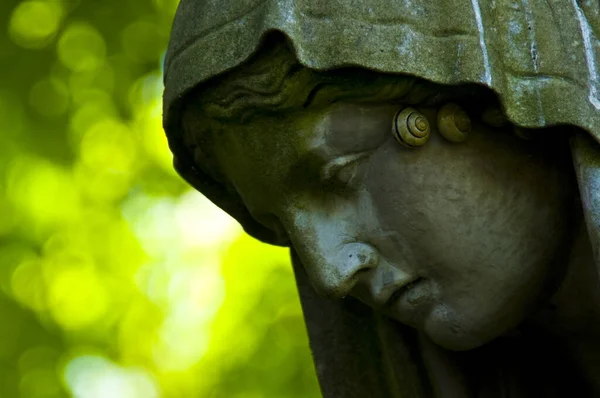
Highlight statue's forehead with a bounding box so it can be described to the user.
[218,101,393,159]
[214,102,396,198]
[215,109,321,175]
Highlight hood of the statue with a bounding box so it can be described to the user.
[163,0,600,141]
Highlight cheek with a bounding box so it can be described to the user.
[365,136,573,348]
[366,135,570,292]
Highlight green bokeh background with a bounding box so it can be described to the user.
[0,1,320,396]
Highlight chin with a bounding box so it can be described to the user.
[426,330,488,351]
[423,308,502,352]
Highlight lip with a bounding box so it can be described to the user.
[384,277,424,309]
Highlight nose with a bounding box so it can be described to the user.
[306,242,380,299]
[281,206,381,299]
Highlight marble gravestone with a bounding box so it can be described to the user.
[162,1,600,396]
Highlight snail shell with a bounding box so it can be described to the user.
[392,107,430,148]
[437,103,471,143]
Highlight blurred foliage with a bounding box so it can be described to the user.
[0,0,320,397]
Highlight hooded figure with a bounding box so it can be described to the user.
[163,1,600,397]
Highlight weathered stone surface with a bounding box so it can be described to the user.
[164,0,600,139]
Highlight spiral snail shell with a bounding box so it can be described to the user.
[392,107,430,148]
[437,103,471,143]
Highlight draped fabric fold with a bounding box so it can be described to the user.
[163,0,600,142]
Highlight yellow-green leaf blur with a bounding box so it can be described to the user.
[1,0,320,397]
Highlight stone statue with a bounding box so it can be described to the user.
[162,1,600,396]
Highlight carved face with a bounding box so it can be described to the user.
[184,99,574,351]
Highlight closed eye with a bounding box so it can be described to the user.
[320,152,369,184]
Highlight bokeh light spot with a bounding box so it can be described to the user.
[29,78,70,117]
[11,257,46,312]
[7,156,80,233]
[64,355,159,398]
[46,265,109,330]
[69,65,116,102]
[20,368,62,398]
[68,90,118,148]
[8,1,63,49]
[0,243,36,297]
[175,190,241,249]
[80,119,136,174]
[137,102,175,174]
[121,20,162,63]
[153,265,225,371]
[76,119,137,202]
[19,346,62,398]
[57,23,106,72]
